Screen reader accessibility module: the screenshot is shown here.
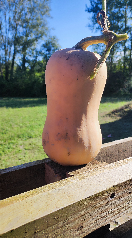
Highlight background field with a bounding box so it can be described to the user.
[0,97,132,169]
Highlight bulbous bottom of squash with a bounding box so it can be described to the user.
[42,126,102,166]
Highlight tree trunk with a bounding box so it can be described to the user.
[22,54,26,71]
[10,47,16,81]
[10,21,17,81]
[123,3,127,74]
[5,61,9,82]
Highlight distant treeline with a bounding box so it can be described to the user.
[0,35,59,97]
[0,0,132,97]
[0,0,60,97]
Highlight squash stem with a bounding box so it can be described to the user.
[90,32,128,79]
[74,35,107,50]
[73,0,129,80]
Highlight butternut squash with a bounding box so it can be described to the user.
[42,49,107,165]
[42,0,128,166]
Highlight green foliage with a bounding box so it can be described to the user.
[0,38,60,97]
[0,0,60,97]
[103,60,132,96]
[86,0,132,95]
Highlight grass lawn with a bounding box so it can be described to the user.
[0,97,132,169]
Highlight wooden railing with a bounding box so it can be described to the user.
[0,137,132,237]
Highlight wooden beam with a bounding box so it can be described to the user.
[0,157,132,235]
[0,159,47,200]
[0,138,132,237]
[1,180,132,237]
[1,137,132,200]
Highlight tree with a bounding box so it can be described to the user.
[41,36,60,66]
[0,0,60,97]
[0,0,51,82]
[85,0,132,95]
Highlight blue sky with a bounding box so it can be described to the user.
[48,0,100,50]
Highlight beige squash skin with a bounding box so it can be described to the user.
[42,48,107,166]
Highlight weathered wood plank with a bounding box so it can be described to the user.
[0,157,132,235]
[1,179,132,237]
[1,137,132,200]
[96,137,132,163]
[0,138,132,236]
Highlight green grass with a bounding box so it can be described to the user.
[0,97,132,169]
[0,98,48,169]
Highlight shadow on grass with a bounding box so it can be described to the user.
[0,97,47,108]
[101,107,132,144]
[101,96,131,104]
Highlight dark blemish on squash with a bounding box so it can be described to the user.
[66,118,68,120]
[66,57,69,60]
[68,152,71,156]
[56,133,62,141]
[45,132,49,140]
[77,78,78,80]
[64,132,70,141]
[43,139,46,145]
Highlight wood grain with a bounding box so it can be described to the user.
[0,157,132,235]
[1,179,131,237]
